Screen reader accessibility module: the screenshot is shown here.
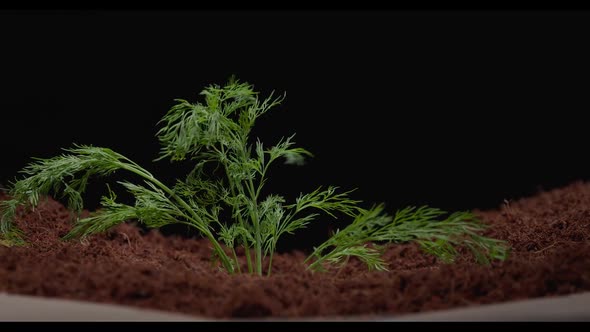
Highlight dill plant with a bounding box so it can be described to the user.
[0,78,509,275]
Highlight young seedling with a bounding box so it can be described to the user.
[0,78,509,275]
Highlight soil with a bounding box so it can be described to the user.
[1,182,590,319]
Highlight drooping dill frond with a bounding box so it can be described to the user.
[63,181,184,240]
[306,205,510,271]
[1,145,132,245]
[62,187,138,240]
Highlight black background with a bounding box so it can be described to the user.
[1,10,589,249]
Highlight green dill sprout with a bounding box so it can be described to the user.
[0,78,509,275]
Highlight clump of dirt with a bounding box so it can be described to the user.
[1,182,589,318]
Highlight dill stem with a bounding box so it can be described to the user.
[266,253,274,276]
[219,144,254,274]
[247,177,263,276]
[231,248,241,274]
[244,245,253,273]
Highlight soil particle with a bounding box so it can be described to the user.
[1,182,590,318]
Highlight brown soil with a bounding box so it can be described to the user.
[1,182,590,319]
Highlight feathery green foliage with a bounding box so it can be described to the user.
[0,78,509,275]
[305,205,509,271]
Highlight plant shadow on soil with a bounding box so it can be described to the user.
[1,181,589,319]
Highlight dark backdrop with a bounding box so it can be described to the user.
[1,10,589,249]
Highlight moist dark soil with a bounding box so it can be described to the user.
[1,182,590,319]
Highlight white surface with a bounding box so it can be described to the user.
[0,293,200,321]
[390,292,590,321]
[1,291,589,321]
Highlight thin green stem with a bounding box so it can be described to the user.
[231,248,242,274]
[225,138,262,275]
[218,144,254,274]
[267,252,274,276]
[244,245,253,274]
[246,177,262,276]
[255,163,269,201]
[219,145,253,274]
